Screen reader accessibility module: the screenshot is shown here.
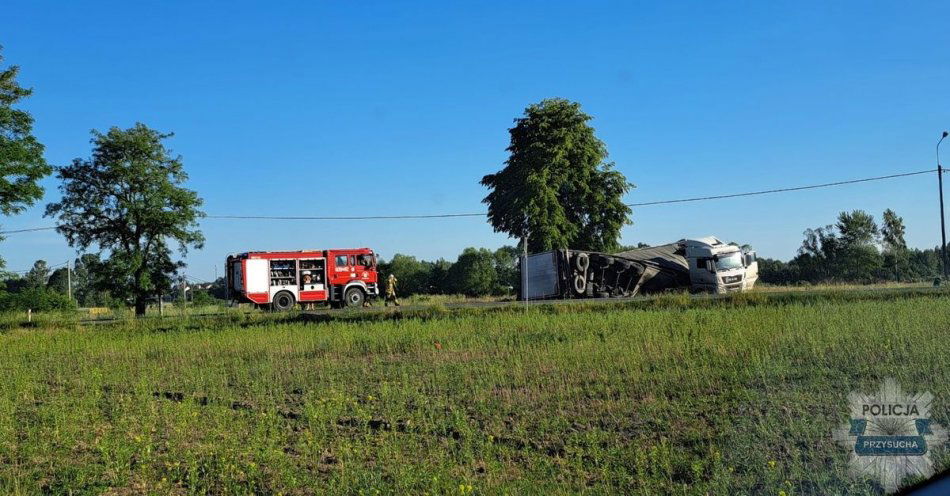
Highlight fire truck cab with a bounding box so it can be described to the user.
[226,248,379,310]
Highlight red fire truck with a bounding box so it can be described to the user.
[226,248,379,310]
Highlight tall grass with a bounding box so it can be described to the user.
[0,292,947,494]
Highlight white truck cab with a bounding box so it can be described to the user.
[683,237,758,293]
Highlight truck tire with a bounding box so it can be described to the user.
[344,287,365,308]
[272,291,295,312]
[574,253,589,272]
[573,274,587,294]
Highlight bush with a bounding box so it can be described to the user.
[0,288,77,312]
[190,290,221,307]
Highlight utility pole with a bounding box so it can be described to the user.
[938,132,949,278]
[522,216,529,310]
[66,260,72,302]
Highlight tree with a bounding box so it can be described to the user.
[881,209,907,252]
[446,248,498,296]
[45,124,205,315]
[47,266,69,294]
[836,210,878,247]
[796,225,839,281]
[791,210,888,283]
[481,98,632,253]
[757,257,797,285]
[0,47,52,267]
[493,246,520,295]
[878,209,909,280]
[427,258,454,294]
[70,253,115,306]
[25,259,48,289]
[209,277,228,300]
[379,254,432,295]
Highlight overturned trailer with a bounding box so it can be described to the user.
[521,237,758,300]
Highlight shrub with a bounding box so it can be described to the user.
[0,288,77,312]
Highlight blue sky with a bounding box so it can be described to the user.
[3,1,949,281]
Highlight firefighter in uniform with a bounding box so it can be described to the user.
[385,273,400,307]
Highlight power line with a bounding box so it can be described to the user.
[0,168,936,233]
[626,169,935,207]
[0,226,58,234]
[3,260,69,275]
[199,168,940,218]
[206,212,486,220]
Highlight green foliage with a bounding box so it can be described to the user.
[209,277,228,300]
[0,48,51,216]
[190,289,219,306]
[427,258,453,295]
[881,208,907,251]
[481,98,632,252]
[0,286,75,312]
[70,254,113,306]
[0,47,52,267]
[761,208,942,285]
[376,246,521,298]
[378,254,433,295]
[24,259,48,289]
[45,124,205,314]
[46,266,69,294]
[835,209,878,246]
[445,247,497,296]
[492,245,520,295]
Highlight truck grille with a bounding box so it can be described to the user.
[722,275,743,284]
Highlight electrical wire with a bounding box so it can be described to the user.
[0,226,58,234]
[626,169,935,207]
[0,168,936,233]
[2,260,69,275]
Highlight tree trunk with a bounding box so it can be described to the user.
[134,297,148,316]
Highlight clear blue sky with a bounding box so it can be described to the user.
[3,1,949,281]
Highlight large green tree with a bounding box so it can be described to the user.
[45,124,204,315]
[0,47,52,267]
[836,210,879,247]
[492,245,520,295]
[880,209,909,280]
[880,209,907,252]
[378,254,433,295]
[25,259,48,289]
[481,98,632,253]
[446,247,498,296]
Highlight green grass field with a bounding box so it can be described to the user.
[0,290,948,495]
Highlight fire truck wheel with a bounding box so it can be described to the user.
[272,291,296,312]
[344,287,365,308]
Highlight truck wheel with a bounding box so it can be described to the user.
[344,287,365,308]
[272,291,296,312]
[574,253,589,272]
[573,274,587,294]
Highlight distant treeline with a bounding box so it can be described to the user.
[758,209,944,285]
[376,246,521,297]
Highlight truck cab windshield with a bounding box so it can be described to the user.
[715,252,743,271]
